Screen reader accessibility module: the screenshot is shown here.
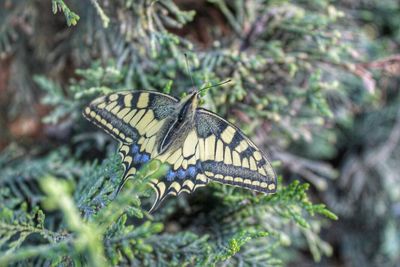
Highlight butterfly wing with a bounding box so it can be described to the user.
[83,90,179,190]
[83,90,178,144]
[147,107,277,211]
[195,108,277,193]
[148,129,208,211]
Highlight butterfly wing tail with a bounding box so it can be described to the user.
[148,180,171,213]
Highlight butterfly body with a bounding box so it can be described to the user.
[158,92,198,154]
[84,89,276,211]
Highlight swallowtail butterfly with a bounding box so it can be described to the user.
[83,89,277,211]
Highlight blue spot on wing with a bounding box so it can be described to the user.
[129,145,203,189]
[164,165,200,183]
[134,153,142,163]
[130,145,151,167]
[141,154,150,163]
[132,145,139,154]
[196,161,203,172]
[187,166,196,177]
[166,170,176,182]
[177,169,186,179]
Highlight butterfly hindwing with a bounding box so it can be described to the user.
[195,108,277,193]
[148,130,208,211]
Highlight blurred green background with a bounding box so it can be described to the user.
[0,0,399,266]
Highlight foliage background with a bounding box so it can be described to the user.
[0,0,399,266]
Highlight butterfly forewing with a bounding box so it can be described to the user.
[83,90,178,144]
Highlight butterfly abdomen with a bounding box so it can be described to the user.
[158,117,196,155]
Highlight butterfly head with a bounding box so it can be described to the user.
[178,76,231,123]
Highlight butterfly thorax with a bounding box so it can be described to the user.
[157,92,199,154]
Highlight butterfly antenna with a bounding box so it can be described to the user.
[199,79,232,93]
[184,53,196,90]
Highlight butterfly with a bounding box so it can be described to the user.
[83,88,277,211]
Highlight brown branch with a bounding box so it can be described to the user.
[358,54,400,69]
